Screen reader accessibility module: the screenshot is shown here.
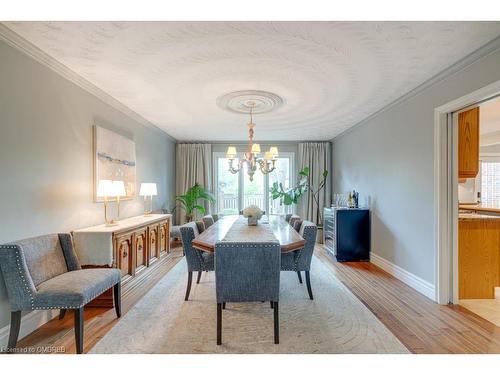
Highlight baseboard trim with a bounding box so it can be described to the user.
[370,253,436,301]
[0,309,59,349]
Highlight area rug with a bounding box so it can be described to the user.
[90,256,409,353]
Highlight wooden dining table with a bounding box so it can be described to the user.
[191,215,305,253]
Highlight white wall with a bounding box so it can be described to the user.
[0,39,176,335]
[332,43,500,288]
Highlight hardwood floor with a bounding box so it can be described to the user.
[10,243,500,354]
[315,246,500,353]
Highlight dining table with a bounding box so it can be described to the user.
[191,215,305,253]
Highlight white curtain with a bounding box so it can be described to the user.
[297,142,331,226]
[175,143,212,224]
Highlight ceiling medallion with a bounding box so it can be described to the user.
[217,90,284,114]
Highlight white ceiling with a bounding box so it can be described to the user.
[4,21,500,141]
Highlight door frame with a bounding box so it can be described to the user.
[434,79,500,304]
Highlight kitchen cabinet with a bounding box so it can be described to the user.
[459,214,500,299]
[458,107,480,179]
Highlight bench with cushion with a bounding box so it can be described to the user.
[0,233,121,354]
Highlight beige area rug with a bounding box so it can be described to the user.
[90,256,409,354]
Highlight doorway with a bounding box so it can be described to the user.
[435,80,500,326]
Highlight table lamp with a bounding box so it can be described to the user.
[113,180,126,222]
[140,183,157,216]
[97,179,117,226]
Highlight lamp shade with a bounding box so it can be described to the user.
[226,146,237,159]
[269,146,279,158]
[251,143,261,154]
[264,151,274,161]
[113,180,126,197]
[140,183,157,196]
[97,180,114,197]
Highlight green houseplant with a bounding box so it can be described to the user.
[270,167,328,241]
[176,183,215,223]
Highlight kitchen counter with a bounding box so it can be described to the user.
[459,203,500,215]
[459,212,500,220]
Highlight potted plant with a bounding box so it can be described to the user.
[175,183,215,223]
[270,167,328,243]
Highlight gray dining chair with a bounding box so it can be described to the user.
[285,213,293,223]
[0,233,121,354]
[180,222,214,300]
[201,215,215,229]
[289,215,301,228]
[215,241,281,345]
[281,220,317,300]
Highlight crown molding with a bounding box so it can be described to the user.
[0,23,177,143]
[333,34,500,141]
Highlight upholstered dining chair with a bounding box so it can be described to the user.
[288,215,301,228]
[285,213,293,223]
[215,241,281,345]
[180,222,214,300]
[281,220,317,300]
[201,215,215,229]
[0,233,121,354]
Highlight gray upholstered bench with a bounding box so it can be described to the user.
[0,233,121,354]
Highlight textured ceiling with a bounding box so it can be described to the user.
[4,21,500,141]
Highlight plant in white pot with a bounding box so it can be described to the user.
[242,205,263,226]
[269,166,329,243]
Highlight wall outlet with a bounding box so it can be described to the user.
[495,287,500,300]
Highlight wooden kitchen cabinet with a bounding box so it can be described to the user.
[459,216,500,299]
[458,107,480,179]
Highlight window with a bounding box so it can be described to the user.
[214,151,294,216]
[480,160,500,205]
[215,157,239,215]
[268,157,293,215]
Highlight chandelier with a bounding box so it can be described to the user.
[226,103,279,181]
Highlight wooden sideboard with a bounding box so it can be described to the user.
[73,214,171,306]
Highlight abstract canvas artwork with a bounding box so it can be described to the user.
[93,125,136,202]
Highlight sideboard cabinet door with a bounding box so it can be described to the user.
[115,234,133,281]
[134,228,148,274]
[148,224,159,264]
[159,220,170,255]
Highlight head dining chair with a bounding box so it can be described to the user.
[215,240,281,345]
